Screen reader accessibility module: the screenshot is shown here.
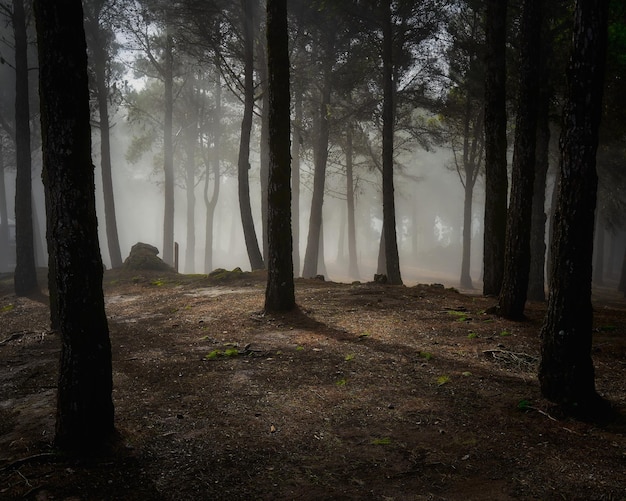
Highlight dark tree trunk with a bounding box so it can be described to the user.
[346,124,359,280]
[539,0,609,417]
[302,40,332,279]
[34,0,115,452]
[498,0,542,320]
[163,25,175,266]
[527,79,551,301]
[592,209,605,285]
[377,225,386,276]
[0,140,9,271]
[545,169,559,285]
[238,0,265,271]
[204,69,221,274]
[618,244,626,296]
[13,0,38,296]
[482,0,508,296]
[264,0,295,312]
[381,0,402,286]
[257,35,270,263]
[88,13,123,269]
[184,108,197,274]
[291,85,302,277]
[460,179,475,289]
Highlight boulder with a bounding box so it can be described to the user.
[123,242,173,271]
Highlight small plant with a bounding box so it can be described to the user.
[335,378,347,387]
[500,329,511,337]
[597,325,616,332]
[205,350,221,360]
[371,437,392,445]
[448,310,468,322]
[358,331,371,339]
[344,353,355,361]
[461,371,472,377]
[419,351,433,361]
[437,375,451,386]
[517,399,531,411]
[224,348,239,357]
[296,346,305,352]
[1,304,15,313]
[467,331,478,339]
[151,278,166,287]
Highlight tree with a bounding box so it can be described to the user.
[482,0,508,296]
[264,0,295,312]
[380,0,402,285]
[238,0,264,271]
[13,0,38,295]
[84,0,123,268]
[33,0,115,451]
[538,0,610,418]
[498,0,543,319]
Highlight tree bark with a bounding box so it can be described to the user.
[346,123,359,280]
[291,85,302,277]
[539,0,609,417]
[618,243,626,296]
[264,0,295,312]
[204,68,221,274]
[498,0,542,320]
[592,209,605,285]
[257,33,270,263]
[482,0,508,296]
[34,0,115,452]
[302,37,332,279]
[163,24,175,266]
[87,10,123,269]
[184,99,198,274]
[527,79,550,301]
[238,0,265,271]
[0,139,9,271]
[381,0,402,285]
[13,0,38,296]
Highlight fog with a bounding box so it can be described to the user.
[87,111,482,287]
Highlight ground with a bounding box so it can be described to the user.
[0,268,625,500]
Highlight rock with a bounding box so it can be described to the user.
[123,242,173,271]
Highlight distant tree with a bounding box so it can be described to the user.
[238,0,264,271]
[498,0,543,320]
[84,0,123,268]
[482,0,508,296]
[539,0,610,418]
[0,136,8,270]
[13,0,38,296]
[264,0,295,312]
[34,0,115,451]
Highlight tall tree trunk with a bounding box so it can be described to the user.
[204,69,221,274]
[592,209,605,285]
[90,19,122,268]
[460,178,475,289]
[238,0,265,271]
[264,0,295,312]
[0,139,9,271]
[184,110,197,274]
[13,0,38,296]
[483,0,508,296]
[163,24,175,266]
[257,34,270,263]
[618,243,626,296]
[291,85,302,277]
[539,0,609,417]
[302,41,332,278]
[498,0,542,320]
[527,80,551,301]
[346,123,359,280]
[34,0,115,452]
[381,0,402,285]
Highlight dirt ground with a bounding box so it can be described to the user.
[0,267,625,500]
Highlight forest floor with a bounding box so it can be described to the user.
[0,267,625,500]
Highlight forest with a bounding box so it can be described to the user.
[0,0,625,499]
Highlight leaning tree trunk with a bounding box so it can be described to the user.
[302,44,332,279]
[257,33,270,263]
[13,0,38,296]
[539,0,609,417]
[238,0,264,271]
[34,0,115,453]
[498,0,542,320]
[482,0,508,297]
[264,0,295,312]
[91,23,123,269]
[381,0,402,285]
